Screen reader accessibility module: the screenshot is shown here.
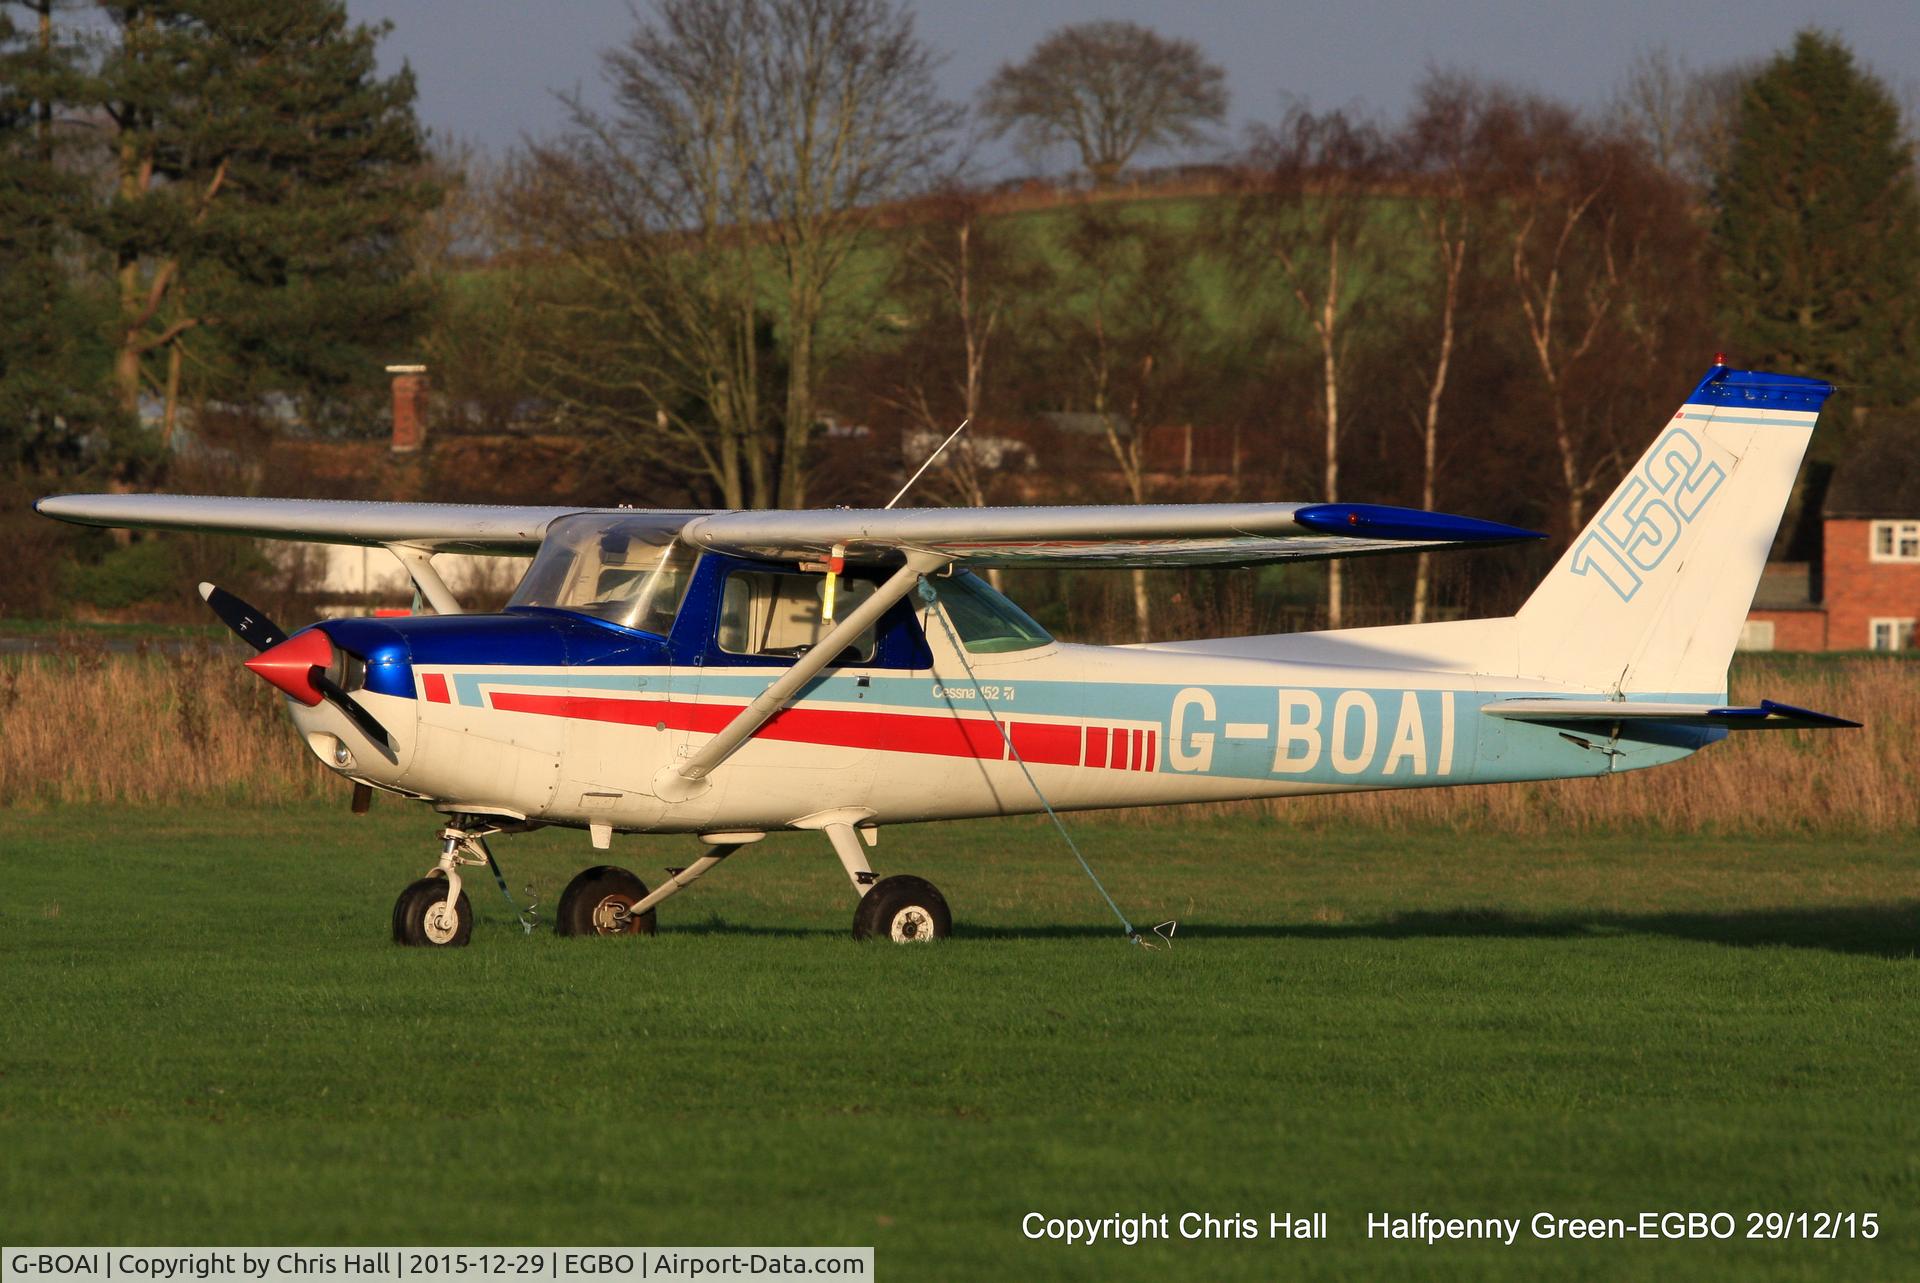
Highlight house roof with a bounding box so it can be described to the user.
[1826,414,1920,518]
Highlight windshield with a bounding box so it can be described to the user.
[936,572,1052,653]
[508,513,702,634]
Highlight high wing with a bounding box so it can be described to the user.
[34,493,1538,568]
[31,494,642,554]
[682,501,1538,568]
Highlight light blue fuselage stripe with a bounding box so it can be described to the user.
[453,671,649,706]
[436,665,1716,787]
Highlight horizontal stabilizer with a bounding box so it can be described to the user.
[1482,698,1860,731]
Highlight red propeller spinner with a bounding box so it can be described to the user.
[243,629,333,706]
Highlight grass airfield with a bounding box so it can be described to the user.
[2,803,1917,1280]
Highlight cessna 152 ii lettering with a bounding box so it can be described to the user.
[35,365,1855,947]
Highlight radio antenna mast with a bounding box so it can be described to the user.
[885,418,970,509]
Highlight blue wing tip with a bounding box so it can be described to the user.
[1294,502,1543,544]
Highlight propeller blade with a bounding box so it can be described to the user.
[225,609,397,759]
[313,669,395,752]
[198,582,287,652]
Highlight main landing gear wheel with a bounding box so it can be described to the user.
[556,865,657,937]
[392,877,473,947]
[853,875,951,943]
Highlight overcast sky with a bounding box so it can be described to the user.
[344,0,1920,172]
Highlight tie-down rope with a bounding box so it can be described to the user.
[917,575,1161,947]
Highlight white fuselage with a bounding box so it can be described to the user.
[289,611,1705,836]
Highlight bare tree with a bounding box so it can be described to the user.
[405,139,498,279]
[1610,46,1753,190]
[507,120,773,507]
[1481,92,1706,537]
[1235,108,1395,629]
[1035,205,1203,639]
[1508,130,1622,538]
[865,191,1037,585]
[753,0,961,505]
[979,20,1227,187]
[1399,80,1481,623]
[880,191,1006,507]
[410,146,544,438]
[508,0,960,508]
[1612,47,1691,175]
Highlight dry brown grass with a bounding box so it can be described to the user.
[1,646,1911,833]
[0,638,332,807]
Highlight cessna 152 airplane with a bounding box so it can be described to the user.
[35,365,1855,947]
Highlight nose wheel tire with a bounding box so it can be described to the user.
[392,877,473,947]
[853,875,951,943]
[556,865,657,937]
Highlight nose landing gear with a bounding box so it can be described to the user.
[392,829,482,947]
[392,818,536,948]
[392,875,472,946]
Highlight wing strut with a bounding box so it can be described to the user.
[652,552,948,803]
[385,544,464,615]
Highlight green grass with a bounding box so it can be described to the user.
[3,805,1918,1280]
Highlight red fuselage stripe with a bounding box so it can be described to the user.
[482,690,1156,771]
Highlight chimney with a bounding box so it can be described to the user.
[386,363,429,454]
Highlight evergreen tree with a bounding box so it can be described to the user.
[78,1,437,438]
[1712,30,1920,404]
[0,3,137,471]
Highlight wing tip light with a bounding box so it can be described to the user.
[1293,502,1542,544]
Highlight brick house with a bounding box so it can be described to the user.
[1742,420,1920,651]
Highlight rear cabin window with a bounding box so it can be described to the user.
[936,573,1052,653]
[718,572,878,662]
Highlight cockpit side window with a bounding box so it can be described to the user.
[508,514,700,634]
[718,571,877,662]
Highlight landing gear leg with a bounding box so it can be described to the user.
[824,822,878,896]
[822,822,951,943]
[392,817,540,946]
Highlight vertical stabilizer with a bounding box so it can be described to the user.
[1513,367,1831,694]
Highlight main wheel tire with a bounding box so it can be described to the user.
[555,865,657,937]
[392,877,474,947]
[852,874,951,943]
